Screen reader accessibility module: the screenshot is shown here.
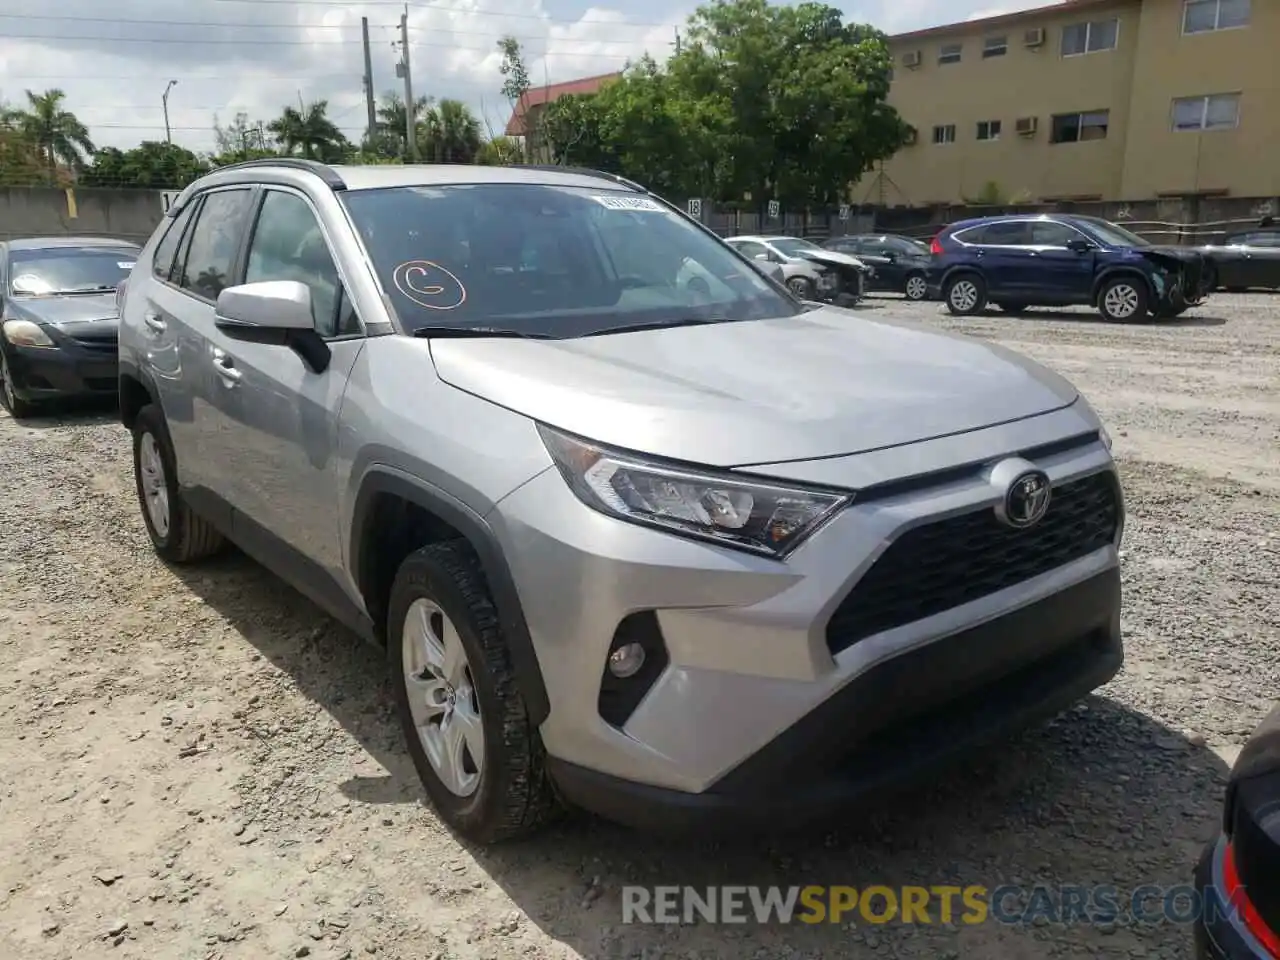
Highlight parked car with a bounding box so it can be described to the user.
[120,159,1125,843]
[0,236,141,418]
[823,233,932,300]
[1193,702,1280,959]
[1197,229,1280,292]
[724,235,870,304]
[927,214,1213,322]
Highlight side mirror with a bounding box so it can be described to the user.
[214,280,330,373]
[1066,238,1093,253]
[882,250,897,262]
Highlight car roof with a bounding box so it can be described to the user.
[728,235,797,243]
[944,213,1082,233]
[6,236,140,251]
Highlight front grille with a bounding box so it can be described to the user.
[826,471,1120,655]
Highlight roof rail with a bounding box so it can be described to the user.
[212,157,346,190]
[513,165,644,192]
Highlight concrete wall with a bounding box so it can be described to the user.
[0,187,167,246]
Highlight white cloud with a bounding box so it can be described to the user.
[0,0,1060,156]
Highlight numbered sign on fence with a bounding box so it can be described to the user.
[160,190,182,213]
[687,198,702,219]
[838,204,851,222]
[767,200,780,219]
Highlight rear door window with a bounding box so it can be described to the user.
[177,188,256,301]
[975,221,1033,246]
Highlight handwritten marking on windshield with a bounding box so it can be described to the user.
[393,260,466,310]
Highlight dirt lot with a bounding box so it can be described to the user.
[1,295,1277,960]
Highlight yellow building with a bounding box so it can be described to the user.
[858,0,1280,205]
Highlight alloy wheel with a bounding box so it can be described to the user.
[401,598,485,798]
[949,279,979,312]
[905,275,927,300]
[138,431,171,539]
[1103,283,1140,320]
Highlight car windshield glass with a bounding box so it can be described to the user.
[339,184,800,337]
[1075,218,1151,248]
[8,246,139,296]
[769,238,821,258]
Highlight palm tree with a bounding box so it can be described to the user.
[4,89,94,178]
[267,100,346,161]
[374,92,430,159]
[420,99,482,164]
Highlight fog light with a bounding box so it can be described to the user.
[608,642,646,679]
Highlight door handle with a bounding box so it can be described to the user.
[143,311,166,333]
[211,347,242,384]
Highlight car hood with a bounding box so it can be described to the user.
[429,306,1080,466]
[6,293,119,331]
[794,249,868,272]
[1136,245,1204,264]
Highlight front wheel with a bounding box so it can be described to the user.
[787,276,815,299]
[943,273,987,316]
[389,541,562,844]
[904,272,928,301]
[0,353,36,419]
[1097,276,1149,323]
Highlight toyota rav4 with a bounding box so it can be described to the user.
[117,160,1126,843]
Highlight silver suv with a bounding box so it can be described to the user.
[118,160,1126,843]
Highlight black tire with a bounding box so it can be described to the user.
[787,276,815,299]
[1097,275,1150,323]
[132,404,224,563]
[995,302,1029,314]
[943,272,987,316]
[0,352,37,419]
[903,272,928,301]
[388,541,561,844]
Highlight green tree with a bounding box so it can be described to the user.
[538,92,613,168]
[373,91,431,159]
[267,100,348,161]
[211,112,276,164]
[82,141,209,188]
[4,88,95,179]
[420,99,483,164]
[497,36,533,159]
[474,136,523,165]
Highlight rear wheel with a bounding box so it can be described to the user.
[943,273,987,316]
[1097,276,1149,323]
[0,353,36,419]
[904,273,928,301]
[132,404,224,563]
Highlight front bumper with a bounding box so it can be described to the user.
[551,566,1121,834]
[488,403,1123,829]
[4,341,118,400]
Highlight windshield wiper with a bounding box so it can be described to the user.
[581,316,738,337]
[410,325,553,340]
[57,285,118,295]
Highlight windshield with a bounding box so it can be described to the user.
[339,184,800,337]
[8,246,139,296]
[1074,218,1151,248]
[769,238,821,258]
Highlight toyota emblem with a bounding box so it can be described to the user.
[999,469,1052,529]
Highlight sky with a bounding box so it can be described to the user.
[0,0,1050,156]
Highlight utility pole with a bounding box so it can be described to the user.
[397,8,419,160]
[298,90,306,113]
[673,27,682,53]
[162,80,177,145]
[361,17,377,144]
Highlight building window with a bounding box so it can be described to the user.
[939,43,963,64]
[1171,93,1241,130]
[1183,0,1249,33]
[1061,18,1119,55]
[983,36,1008,57]
[932,124,957,145]
[1050,110,1110,143]
[976,120,1002,141]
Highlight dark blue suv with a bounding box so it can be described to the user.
[926,214,1212,322]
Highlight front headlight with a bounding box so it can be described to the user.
[1099,424,1113,451]
[538,425,850,558]
[2,319,55,348]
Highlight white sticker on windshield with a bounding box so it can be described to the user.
[594,195,664,212]
[118,261,136,269]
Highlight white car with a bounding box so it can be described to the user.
[725,235,870,303]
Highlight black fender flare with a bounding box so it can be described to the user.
[1092,267,1155,307]
[938,264,986,292]
[348,470,551,727]
[117,357,160,428]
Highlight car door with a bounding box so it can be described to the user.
[851,239,900,291]
[1210,234,1251,288]
[144,188,257,502]
[968,221,1034,298]
[1027,220,1096,302]
[1238,233,1280,288]
[203,186,365,577]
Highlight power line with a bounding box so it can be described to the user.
[209,0,676,28]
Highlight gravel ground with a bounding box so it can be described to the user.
[1,294,1276,960]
